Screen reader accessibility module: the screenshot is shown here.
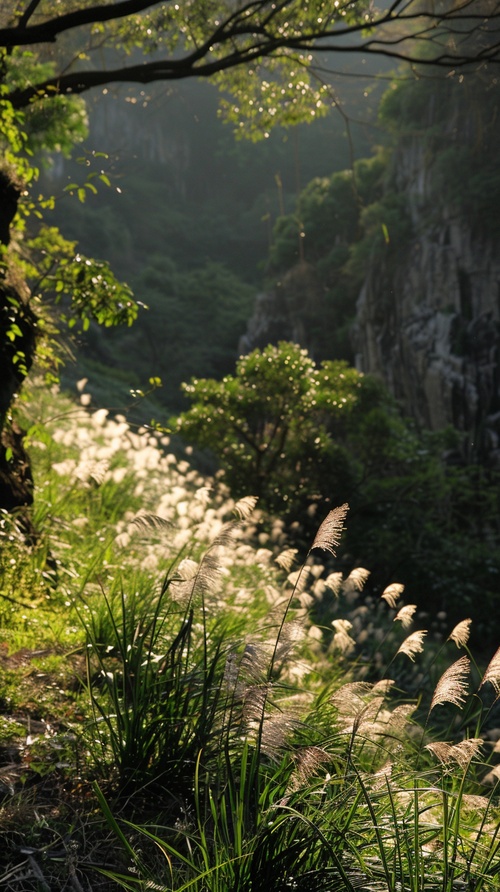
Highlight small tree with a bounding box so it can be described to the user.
[177,342,363,512]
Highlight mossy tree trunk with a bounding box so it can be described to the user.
[0,169,37,516]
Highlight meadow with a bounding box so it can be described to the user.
[0,378,499,891]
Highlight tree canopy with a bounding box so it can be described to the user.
[1,0,499,134]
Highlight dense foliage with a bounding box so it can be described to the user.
[2,1,498,117]
[177,342,500,644]
[177,342,363,511]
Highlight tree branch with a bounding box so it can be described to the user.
[0,0,163,46]
[3,0,500,109]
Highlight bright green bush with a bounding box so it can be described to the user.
[176,342,364,513]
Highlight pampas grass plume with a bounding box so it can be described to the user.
[448,618,472,649]
[394,605,417,629]
[479,646,500,696]
[430,655,470,711]
[381,582,404,608]
[396,629,427,662]
[343,567,370,593]
[310,503,349,557]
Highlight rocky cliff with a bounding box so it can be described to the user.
[243,77,500,465]
[353,85,500,466]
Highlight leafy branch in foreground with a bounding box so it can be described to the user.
[2,0,500,123]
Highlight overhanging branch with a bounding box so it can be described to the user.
[2,0,500,108]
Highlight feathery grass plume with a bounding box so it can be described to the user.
[396,629,427,661]
[169,558,199,603]
[241,684,296,757]
[344,700,413,745]
[430,655,470,711]
[343,567,370,593]
[233,495,259,520]
[129,512,172,533]
[426,738,483,768]
[394,604,417,629]
[373,679,396,696]
[240,641,273,684]
[193,551,222,596]
[264,584,281,605]
[259,714,295,760]
[452,738,484,767]
[448,618,472,649]
[382,703,415,735]
[324,571,343,596]
[331,618,356,654]
[330,682,374,719]
[194,485,212,506]
[273,621,306,667]
[481,764,500,785]
[290,746,331,790]
[275,548,298,572]
[479,646,500,697]
[223,642,269,697]
[350,697,386,738]
[309,503,349,557]
[381,582,404,608]
[207,518,242,550]
[426,741,453,764]
[241,683,269,729]
[170,552,222,602]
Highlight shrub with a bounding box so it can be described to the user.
[176,342,364,514]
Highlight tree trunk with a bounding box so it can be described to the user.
[0,168,38,516]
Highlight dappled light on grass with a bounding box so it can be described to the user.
[0,379,499,891]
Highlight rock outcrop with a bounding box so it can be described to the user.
[241,78,500,466]
[353,130,500,466]
[239,262,323,357]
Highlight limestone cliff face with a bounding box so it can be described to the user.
[239,263,323,356]
[241,78,500,464]
[353,134,500,465]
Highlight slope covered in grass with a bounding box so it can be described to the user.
[0,380,499,891]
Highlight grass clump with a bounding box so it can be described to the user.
[0,379,499,891]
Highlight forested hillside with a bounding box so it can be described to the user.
[46,75,380,413]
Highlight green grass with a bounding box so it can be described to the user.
[0,378,499,891]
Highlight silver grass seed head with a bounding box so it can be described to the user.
[426,738,483,768]
[448,618,472,649]
[309,503,349,557]
[129,512,172,534]
[331,618,356,654]
[394,604,417,629]
[480,646,500,696]
[292,746,331,788]
[324,571,343,597]
[381,582,405,609]
[275,548,298,572]
[233,495,259,520]
[343,566,370,593]
[396,629,427,662]
[430,655,470,712]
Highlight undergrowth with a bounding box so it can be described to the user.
[0,379,499,891]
